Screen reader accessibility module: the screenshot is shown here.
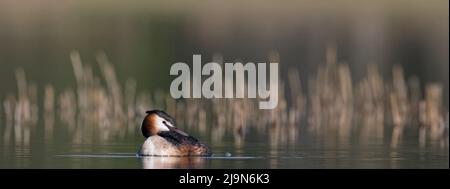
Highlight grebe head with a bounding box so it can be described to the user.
[141,110,188,138]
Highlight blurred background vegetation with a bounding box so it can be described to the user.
[0,1,447,96]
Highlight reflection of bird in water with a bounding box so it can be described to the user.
[137,110,212,156]
[140,156,206,169]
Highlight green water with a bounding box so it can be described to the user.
[1,129,448,168]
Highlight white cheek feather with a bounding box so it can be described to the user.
[155,117,170,132]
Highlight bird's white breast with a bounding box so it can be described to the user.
[138,136,180,156]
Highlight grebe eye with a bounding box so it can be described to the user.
[163,121,167,124]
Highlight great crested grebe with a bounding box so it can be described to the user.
[137,110,212,156]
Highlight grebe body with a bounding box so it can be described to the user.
[138,110,211,157]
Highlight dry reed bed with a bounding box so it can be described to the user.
[1,49,448,149]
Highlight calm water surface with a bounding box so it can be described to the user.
[1,135,447,169]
